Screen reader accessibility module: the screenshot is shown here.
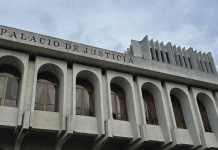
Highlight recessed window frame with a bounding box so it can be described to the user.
[35,72,59,112]
[160,51,165,63]
[111,83,128,121]
[76,78,95,116]
[142,89,159,125]
[165,52,170,64]
[170,94,187,129]
[0,64,21,108]
[0,73,20,107]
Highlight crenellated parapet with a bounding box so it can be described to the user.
[129,36,217,74]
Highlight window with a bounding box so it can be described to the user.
[174,54,178,65]
[197,99,212,132]
[76,78,95,116]
[155,49,159,61]
[183,56,188,68]
[170,95,187,129]
[160,51,165,62]
[142,90,158,125]
[35,72,59,112]
[111,84,128,121]
[150,48,155,60]
[0,65,20,107]
[165,52,170,64]
[188,57,192,69]
[178,55,183,66]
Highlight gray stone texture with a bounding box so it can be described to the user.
[0,26,217,150]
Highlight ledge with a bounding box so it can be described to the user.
[140,124,165,143]
[174,128,194,146]
[0,25,218,90]
[71,115,99,135]
[106,119,135,138]
[30,110,60,131]
[0,106,18,127]
[204,132,218,148]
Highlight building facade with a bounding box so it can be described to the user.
[0,25,218,150]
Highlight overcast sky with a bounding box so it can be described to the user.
[1,0,218,66]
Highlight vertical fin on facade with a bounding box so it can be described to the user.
[129,36,217,74]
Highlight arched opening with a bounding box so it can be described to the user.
[142,89,158,125]
[111,83,128,121]
[0,65,20,107]
[170,92,187,129]
[0,56,23,107]
[76,78,95,116]
[35,64,61,112]
[75,70,98,117]
[197,93,212,132]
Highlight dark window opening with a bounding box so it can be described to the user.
[155,49,159,61]
[142,89,159,125]
[160,51,165,62]
[170,94,187,129]
[178,55,183,67]
[111,83,128,121]
[183,56,188,68]
[76,78,95,116]
[175,54,179,65]
[166,52,170,64]
[197,99,212,132]
[188,57,192,69]
[150,48,155,60]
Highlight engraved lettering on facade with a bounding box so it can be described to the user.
[0,27,134,64]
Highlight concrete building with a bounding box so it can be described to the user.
[0,25,218,150]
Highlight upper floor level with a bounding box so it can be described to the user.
[0,25,218,150]
[0,25,218,91]
[129,36,217,74]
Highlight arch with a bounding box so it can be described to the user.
[0,55,24,75]
[196,93,213,132]
[110,76,131,121]
[170,88,188,129]
[35,63,63,112]
[75,70,99,117]
[141,82,160,125]
[37,63,63,81]
[0,55,24,107]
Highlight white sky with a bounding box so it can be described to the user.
[1,0,218,66]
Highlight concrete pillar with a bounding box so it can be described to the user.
[187,48,199,70]
[66,67,73,130]
[140,35,151,60]
[130,40,142,57]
